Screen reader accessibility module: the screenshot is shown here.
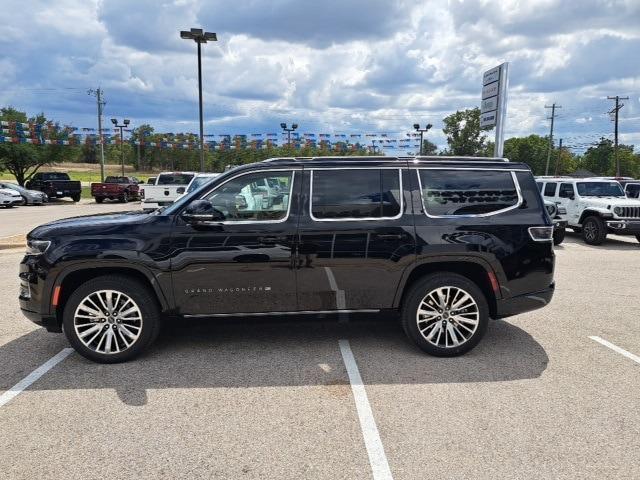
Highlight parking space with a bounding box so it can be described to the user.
[1,213,639,479]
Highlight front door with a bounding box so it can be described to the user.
[170,168,300,316]
[557,182,578,224]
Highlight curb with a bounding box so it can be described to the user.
[0,234,26,250]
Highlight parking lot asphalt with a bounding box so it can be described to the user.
[1,206,639,479]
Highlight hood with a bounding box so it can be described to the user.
[0,188,21,197]
[28,211,151,240]
[580,196,640,208]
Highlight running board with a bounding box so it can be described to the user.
[184,309,380,318]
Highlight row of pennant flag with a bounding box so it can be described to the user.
[0,121,421,150]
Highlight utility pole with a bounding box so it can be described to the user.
[554,138,562,176]
[413,123,433,156]
[607,95,629,177]
[544,103,561,175]
[370,139,378,154]
[88,88,106,182]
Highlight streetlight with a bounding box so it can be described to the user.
[280,123,298,146]
[111,118,130,176]
[413,123,433,156]
[180,27,217,172]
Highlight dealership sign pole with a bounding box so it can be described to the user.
[480,62,509,158]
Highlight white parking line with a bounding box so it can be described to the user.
[339,339,393,480]
[589,336,640,365]
[0,348,74,407]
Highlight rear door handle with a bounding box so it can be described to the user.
[376,234,404,240]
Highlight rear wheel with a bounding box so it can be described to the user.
[95,196,104,204]
[401,273,489,357]
[71,193,81,202]
[582,216,607,245]
[63,275,161,363]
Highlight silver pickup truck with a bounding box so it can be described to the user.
[140,172,195,211]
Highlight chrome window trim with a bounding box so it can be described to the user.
[195,168,299,225]
[416,168,523,219]
[309,168,404,222]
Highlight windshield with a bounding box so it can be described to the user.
[187,176,217,193]
[157,173,194,185]
[105,176,128,183]
[576,182,625,197]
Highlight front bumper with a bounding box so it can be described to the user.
[494,283,555,319]
[19,256,62,332]
[606,219,640,234]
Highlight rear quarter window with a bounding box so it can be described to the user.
[418,169,519,216]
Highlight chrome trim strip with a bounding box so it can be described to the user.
[309,168,404,222]
[195,169,298,225]
[184,309,381,318]
[416,169,524,219]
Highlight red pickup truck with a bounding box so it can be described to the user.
[90,176,141,203]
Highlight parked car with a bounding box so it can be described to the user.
[91,176,140,203]
[176,173,221,201]
[20,156,555,363]
[146,177,156,184]
[536,177,640,244]
[0,182,47,205]
[139,171,195,210]
[0,188,24,208]
[25,172,82,202]
[543,199,567,245]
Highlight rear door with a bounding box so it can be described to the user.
[296,163,415,311]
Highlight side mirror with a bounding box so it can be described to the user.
[182,199,225,224]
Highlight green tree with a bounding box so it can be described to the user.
[421,139,438,155]
[503,134,550,174]
[441,107,489,156]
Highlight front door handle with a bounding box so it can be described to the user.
[258,236,286,244]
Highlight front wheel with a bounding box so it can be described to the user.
[120,192,129,203]
[63,275,161,363]
[401,273,489,357]
[582,216,607,245]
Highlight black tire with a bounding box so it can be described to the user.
[95,196,104,204]
[553,227,565,245]
[71,193,81,202]
[120,192,129,203]
[582,216,607,245]
[401,273,489,357]
[62,275,161,363]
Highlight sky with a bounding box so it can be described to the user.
[1,0,639,153]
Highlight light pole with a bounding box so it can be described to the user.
[413,123,433,156]
[280,123,298,147]
[111,118,130,176]
[180,27,217,172]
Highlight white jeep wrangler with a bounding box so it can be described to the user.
[536,177,640,245]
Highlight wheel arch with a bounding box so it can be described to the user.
[394,259,499,318]
[578,209,612,224]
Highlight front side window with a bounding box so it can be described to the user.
[544,182,557,197]
[626,183,640,198]
[419,169,519,216]
[559,183,574,198]
[311,169,401,220]
[576,182,625,197]
[202,171,293,222]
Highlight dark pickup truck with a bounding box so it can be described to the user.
[26,172,82,202]
[91,176,140,203]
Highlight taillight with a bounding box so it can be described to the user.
[528,226,553,242]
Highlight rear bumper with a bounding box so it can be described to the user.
[606,220,640,234]
[494,283,555,318]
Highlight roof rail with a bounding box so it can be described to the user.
[414,155,509,162]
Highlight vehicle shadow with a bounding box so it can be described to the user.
[1,314,548,406]
[562,232,639,250]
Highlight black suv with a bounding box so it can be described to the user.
[20,156,555,363]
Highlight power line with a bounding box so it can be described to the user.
[544,103,562,175]
[607,95,629,177]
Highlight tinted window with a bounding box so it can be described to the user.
[105,176,128,183]
[576,182,624,197]
[544,182,557,197]
[157,173,194,185]
[419,169,518,216]
[311,169,401,220]
[626,184,640,198]
[43,172,71,181]
[559,183,574,198]
[202,171,293,222]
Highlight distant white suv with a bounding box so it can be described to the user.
[536,177,640,245]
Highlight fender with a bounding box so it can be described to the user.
[392,253,502,308]
[578,208,613,225]
[43,259,172,316]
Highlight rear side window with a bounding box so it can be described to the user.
[311,169,401,220]
[418,169,519,216]
[157,173,194,185]
[544,182,557,197]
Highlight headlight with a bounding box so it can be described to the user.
[26,239,51,255]
[614,207,622,216]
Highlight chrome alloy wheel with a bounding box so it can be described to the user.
[416,286,480,348]
[73,290,143,354]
